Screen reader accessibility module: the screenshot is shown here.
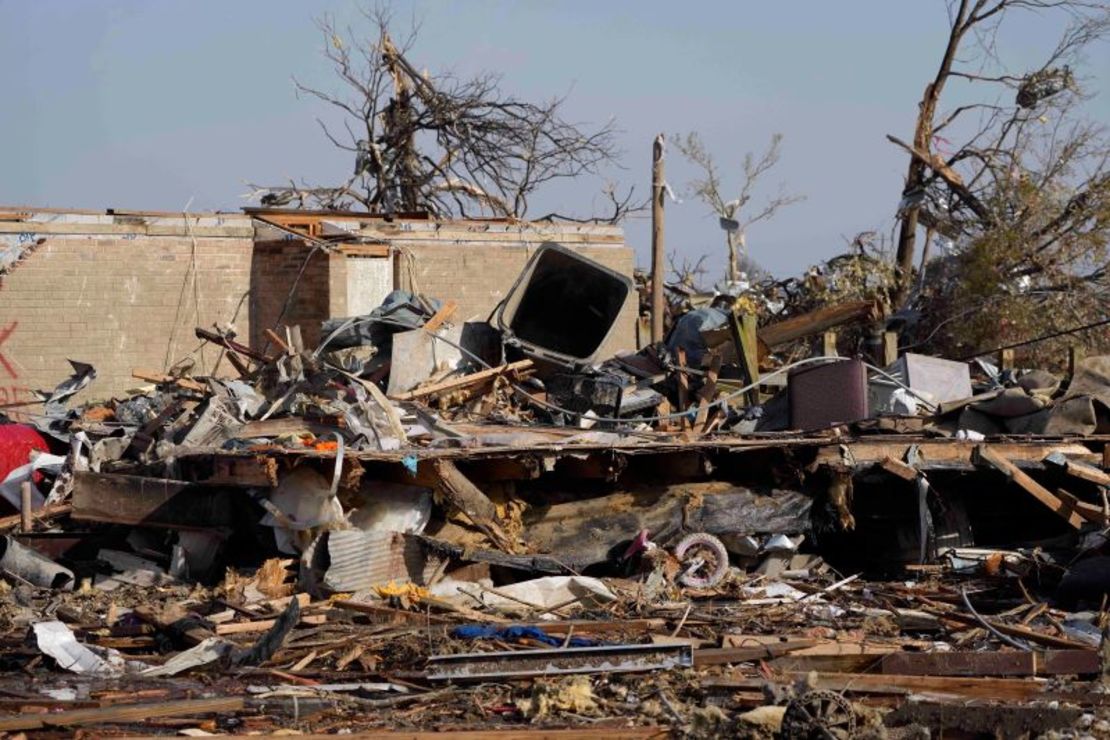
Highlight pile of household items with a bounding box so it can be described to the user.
[3,245,1110,737]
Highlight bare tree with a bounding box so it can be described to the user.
[674,132,803,285]
[887,2,1110,365]
[889,0,1110,306]
[250,7,635,221]
[667,252,710,291]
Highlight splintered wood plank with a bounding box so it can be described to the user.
[880,649,1099,677]
[0,696,245,731]
[977,446,1086,529]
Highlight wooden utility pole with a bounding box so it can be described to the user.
[650,134,666,343]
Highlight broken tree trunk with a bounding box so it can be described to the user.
[431,460,517,553]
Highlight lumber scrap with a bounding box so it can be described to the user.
[1045,452,1110,487]
[392,360,533,401]
[692,639,817,667]
[194,327,270,363]
[422,299,458,334]
[934,609,1093,650]
[0,502,71,533]
[198,455,280,488]
[131,369,206,393]
[976,446,1086,529]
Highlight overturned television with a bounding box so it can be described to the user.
[496,243,634,368]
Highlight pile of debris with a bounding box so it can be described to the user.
[4,244,1110,736]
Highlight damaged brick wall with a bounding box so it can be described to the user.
[0,212,255,404]
[396,243,637,358]
[249,239,334,351]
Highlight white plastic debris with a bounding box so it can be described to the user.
[141,637,232,677]
[347,483,432,534]
[33,621,120,676]
[887,388,919,416]
[462,576,617,618]
[261,467,346,554]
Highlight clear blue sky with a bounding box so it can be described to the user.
[2,1,1107,278]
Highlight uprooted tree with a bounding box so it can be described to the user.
[888,0,1110,365]
[250,8,639,222]
[673,132,803,286]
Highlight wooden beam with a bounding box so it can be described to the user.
[694,352,722,432]
[264,328,292,355]
[705,672,1049,702]
[676,347,690,430]
[1059,459,1110,487]
[759,300,883,348]
[197,456,279,488]
[822,331,838,357]
[935,609,1093,650]
[976,446,1086,529]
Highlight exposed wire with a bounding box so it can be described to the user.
[957,315,1110,361]
[313,314,937,425]
[959,587,1033,652]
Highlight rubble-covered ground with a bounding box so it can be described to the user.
[5,250,1110,737]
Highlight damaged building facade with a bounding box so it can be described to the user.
[4,203,1110,737]
[0,206,636,402]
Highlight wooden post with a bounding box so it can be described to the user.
[822,331,838,358]
[1069,345,1085,378]
[676,346,690,430]
[19,481,32,533]
[883,331,899,367]
[998,348,1015,372]
[740,314,760,406]
[650,134,666,344]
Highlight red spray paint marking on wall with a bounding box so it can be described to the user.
[0,321,18,379]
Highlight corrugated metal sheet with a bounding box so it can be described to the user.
[322,529,428,593]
